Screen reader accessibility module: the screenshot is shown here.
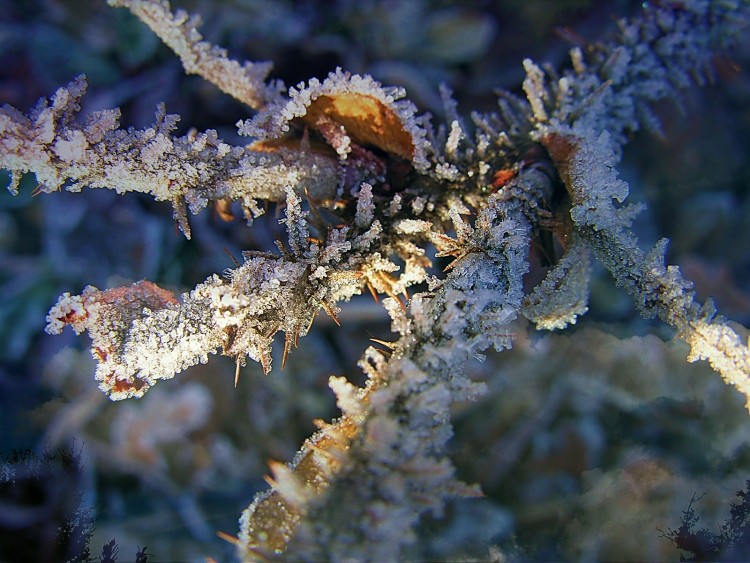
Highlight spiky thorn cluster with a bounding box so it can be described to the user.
[239,193,531,561]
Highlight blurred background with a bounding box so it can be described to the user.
[1,0,749,560]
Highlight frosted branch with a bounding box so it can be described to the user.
[522,232,591,330]
[107,0,281,110]
[238,196,531,560]
[543,129,750,411]
[523,0,750,153]
[0,76,339,237]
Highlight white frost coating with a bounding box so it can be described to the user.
[445,120,464,156]
[684,320,750,411]
[239,67,432,171]
[355,182,375,228]
[269,198,531,561]
[46,292,89,335]
[108,0,279,110]
[393,219,433,235]
[329,376,364,418]
[522,234,591,330]
[52,130,88,162]
[544,128,750,411]
[522,59,550,123]
[0,77,339,239]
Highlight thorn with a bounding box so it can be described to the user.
[234,359,241,388]
[321,301,340,326]
[555,25,588,47]
[260,353,271,375]
[172,196,192,239]
[31,184,43,197]
[223,247,241,267]
[312,418,330,430]
[216,531,240,546]
[263,474,278,489]
[307,443,344,472]
[370,337,397,349]
[307,442,337,459]
[282,332,293,369]
[300,126,311,152]
[274,239,292,259]
[304,185,326,230]
[371,347,392,359]
[443,259,458,272]
[366,282,380,303]
[305,312,316,336]
[311,421,349,445]
[242,250,279,260]
[267,459,288,475]
[264,322,280,339]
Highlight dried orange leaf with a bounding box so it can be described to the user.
[301,93,415,161]
[239,69,430,171]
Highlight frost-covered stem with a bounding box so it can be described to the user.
[522,0,750,150]
[107,0,281,109]
[584,227,750,411]
[518,0,750,409]
[0,76,338,237]
[239,194,531,560]
[542,130,750,411]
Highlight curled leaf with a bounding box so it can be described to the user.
[239,68,431,170]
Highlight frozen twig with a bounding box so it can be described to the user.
[0,76,339,238]
[107,0,281,110]
[239,194,530,560]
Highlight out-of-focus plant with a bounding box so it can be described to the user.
[662,480,750,561]
[1,0,750,560]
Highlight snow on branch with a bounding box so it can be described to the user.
[45,186,380,399]
[523,0,750,152]
[515,0,750,407]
